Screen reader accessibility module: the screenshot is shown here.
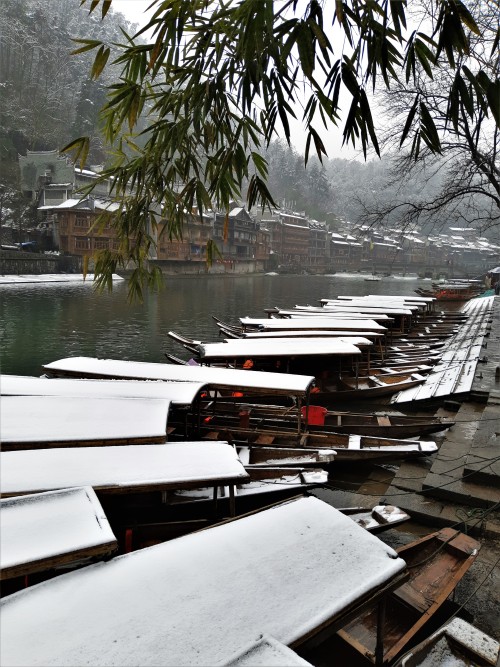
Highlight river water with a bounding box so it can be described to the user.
[0,273,426,376]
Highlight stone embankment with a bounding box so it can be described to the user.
[0,250,81,275]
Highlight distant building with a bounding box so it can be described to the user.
[156,211,214,262]
[38,197,121,256]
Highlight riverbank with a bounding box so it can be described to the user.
[0,273,124,284]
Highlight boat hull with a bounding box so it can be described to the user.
[338,528,481,664]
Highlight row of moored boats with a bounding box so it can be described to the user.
[1,289,498,665]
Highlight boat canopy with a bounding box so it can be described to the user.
[0,496,407,667]
[0,441,249,497]
[241,330,385,339]
[1,487,116,580]
[276,308,394,320]
[42,357,315,396]
[0,374,206,405]
[240,318,387,331]
[1,395,170,447]
[197,338,364,360]
[314,303,416,315]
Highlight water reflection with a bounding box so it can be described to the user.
[0,274,424,376]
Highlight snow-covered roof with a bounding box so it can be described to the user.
[197,338,364,360]
[221,635,313,666]
[42,357,315,396]
[318,303,415,315]
[228,207,244,217]
[0,487,116,578]
[1,396,170,446]
[283,222,310,230]
[0,496,406,666]
[38,198,120,213]
[37,197,82,211]
[240,317,387,332]
[284,308,392,320]
[241,330,384,339]
[0,441,248,496]
[75,168,100,177]
[1,375,204,405]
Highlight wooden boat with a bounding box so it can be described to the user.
[236,445,336,467]
[1,395,171,450]
[194,336,427,402]
[167,330,202,353]
[396,617,499,666]
[415,284,482,301]
[318,411,452,438]
[0,497,408,667]
[195,401,454,438]
[312,372,427,403]
[337,527,481,665]
[1,487,117,581]
[164,352,190,365]
[201,427,438,463]
[169,467,329,506]
[337,505,410,532]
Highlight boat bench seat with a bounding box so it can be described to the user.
[392,583,431,614]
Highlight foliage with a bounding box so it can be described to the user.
[65,0,498,297]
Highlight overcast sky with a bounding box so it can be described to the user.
[109,0,361,162]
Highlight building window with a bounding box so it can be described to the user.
[75,216,90,229]
[94,238,109,249]
[75,238,90,250]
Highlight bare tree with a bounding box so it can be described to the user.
[363,0,499,236]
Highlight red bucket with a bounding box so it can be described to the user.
[301,406,328,426]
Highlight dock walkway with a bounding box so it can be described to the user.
[383,296,500,535]
[390,296,496,404]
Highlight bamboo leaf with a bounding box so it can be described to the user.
[295,22,315,77]
[82,255,89,281]
[91,46,110,80]
[400,95,419,147]
[101,0,111,19]
[60,137,90,169]
[71,39,102,55]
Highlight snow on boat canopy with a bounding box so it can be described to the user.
[274,308,395,320]
[0,487,117,580]
[240,330,385,340]
[1,374,205,405]
[220,635,313,667]
[291,304,415,316]
[0,441,249,497]
[239,317,387,332]
[1,396,171,450]
[197,338,365,361]
[41,357,315,397]
[0,496,407,667]
[326,296,435,312]
[328,295,435,303]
